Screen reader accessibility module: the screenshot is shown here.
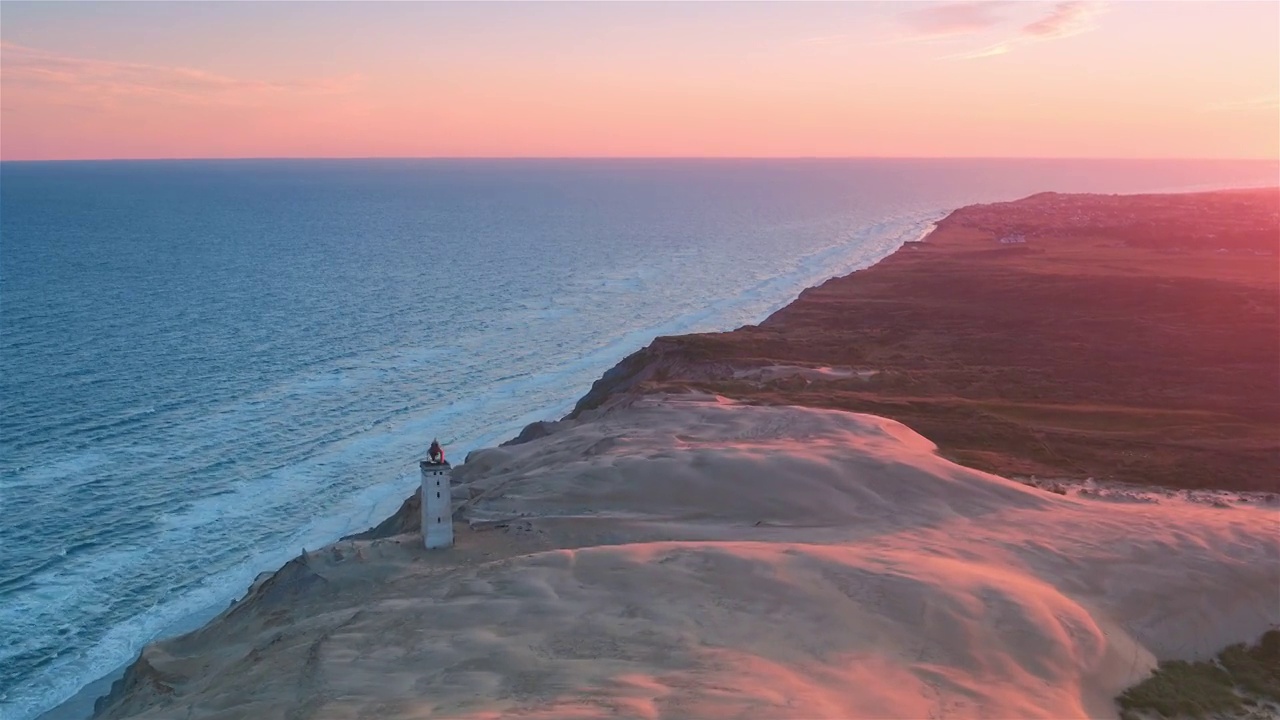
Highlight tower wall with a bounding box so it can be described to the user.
[420,461,453,549]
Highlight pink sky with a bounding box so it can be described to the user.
[1,1,1277,161]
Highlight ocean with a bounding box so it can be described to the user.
[1,158,1276,720]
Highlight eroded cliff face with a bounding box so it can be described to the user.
[92,652,177,719]
[94,552,337,719]
[567,338,687,418]
[568,336,748,418]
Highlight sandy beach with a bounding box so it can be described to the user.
[91,190,1280,719]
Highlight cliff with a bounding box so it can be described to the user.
[90,189,1280,720]
[559,188,1280,492]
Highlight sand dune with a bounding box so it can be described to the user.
[96,395,1280,719]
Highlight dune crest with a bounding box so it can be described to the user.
[95,395,1280,719]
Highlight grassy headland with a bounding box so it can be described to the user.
[575,189,1280,492]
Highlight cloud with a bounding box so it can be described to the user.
[930,1,1108,60]
[949,43,1013,60]
[1021,1,1104,40]
[0,42,357,108]
[899,1,1013,39]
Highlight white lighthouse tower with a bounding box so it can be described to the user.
[420,439,453,549]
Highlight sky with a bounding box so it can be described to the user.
[1,1,1277,160]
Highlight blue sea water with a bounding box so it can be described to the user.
[0,158,1276,719]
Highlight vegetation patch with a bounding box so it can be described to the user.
[1117,630,1280,719]
[621,190,1280,492]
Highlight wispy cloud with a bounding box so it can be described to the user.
[934,1,1108,60]
[0,42,358,108]
[1022,0,1104,40]
[898,1,1013,40]
[952,43,1014,60]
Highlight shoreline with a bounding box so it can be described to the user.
[49,186,1280,719]
[29,207,946,720]
[567,187,1280,492]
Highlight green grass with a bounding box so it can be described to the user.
[1117,630,1280,719]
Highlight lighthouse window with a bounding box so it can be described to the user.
[436,491,440,498]
[437,517,442,523]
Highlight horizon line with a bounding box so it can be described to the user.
[3,155,1279,164]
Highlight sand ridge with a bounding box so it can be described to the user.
[95,395,1280,720]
